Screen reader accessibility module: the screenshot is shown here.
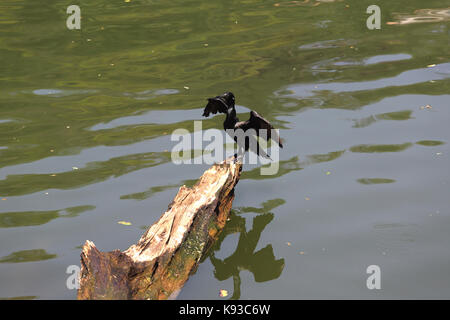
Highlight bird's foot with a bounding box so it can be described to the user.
[233,153,244,164]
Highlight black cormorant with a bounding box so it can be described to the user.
[202,92,283,159]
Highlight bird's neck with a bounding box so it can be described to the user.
[224,106,238,128]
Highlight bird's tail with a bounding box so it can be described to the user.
[258,145,272,160]
[254,139,272,160]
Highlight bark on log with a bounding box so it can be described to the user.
[77,158,242,300]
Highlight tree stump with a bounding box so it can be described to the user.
[77,158,242,300]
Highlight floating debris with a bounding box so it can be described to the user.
[219,289,228,297]
[118,221,132,226]
[427,64,436,68]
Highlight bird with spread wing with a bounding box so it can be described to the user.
[202,92,283,159]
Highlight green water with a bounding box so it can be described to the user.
[0,0,449,299]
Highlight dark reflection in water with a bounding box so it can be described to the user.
[119,150,348,200]
[0,249,56,264]
[121,183,180,200]
[0,205,95,228]
[0,152,171,197]
[120,157,305,201]
[352,110,413,128]
[242,156,303,181]
[205,200,285,300]
[121,151,344,201]
[121,178,197,201]
[275,63,449,111]
[0,296,37,300]
[357,178,396,185]
[302,150,345,166]
[416,140,445,147]
[350,143,413,153]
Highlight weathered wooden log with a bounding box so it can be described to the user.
[77,158,242,300]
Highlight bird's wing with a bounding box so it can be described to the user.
[248,111,283,148]
[247,135,272,160]
[202,97,229,117]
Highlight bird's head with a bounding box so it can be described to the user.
[202,91,236,117]
[220,92,235,108]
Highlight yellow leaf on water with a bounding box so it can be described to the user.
[427,64,436,68]
[219,290,228,297]
[326,171,331,175]
[118,221,132,226]
[1,198,6,201]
